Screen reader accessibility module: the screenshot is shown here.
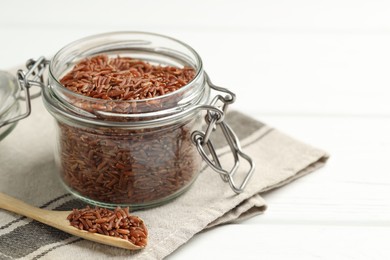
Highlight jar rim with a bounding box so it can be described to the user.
[48,31,203,104]
[42,84,210,129]
[43,31,210,128]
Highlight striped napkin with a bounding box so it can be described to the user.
[0,97,328,259]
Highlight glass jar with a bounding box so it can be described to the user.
[1,32,254,209]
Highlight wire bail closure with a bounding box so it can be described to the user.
[191,74,255,194]
[0,57,48,128]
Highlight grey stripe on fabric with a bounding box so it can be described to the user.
[209,110,265,150]
[225,111,265,139]
[200,127,273,173]
[0,199,86,259]
[31,238,83,260]
[0,217,26,231]
[39,194,72,209]
[0,222,73,258]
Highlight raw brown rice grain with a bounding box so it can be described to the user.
[57,55,201,206]
[67,206,148,247]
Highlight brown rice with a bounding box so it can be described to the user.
[67,206,148,247]
[57,55,201,207]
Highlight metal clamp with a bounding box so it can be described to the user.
[0,57,48,128]
[191,74,255,194]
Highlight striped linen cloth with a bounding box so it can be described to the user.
[0,97,328,259]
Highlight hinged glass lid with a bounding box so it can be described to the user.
[0,71,20,141]
[0,58,48,141]
[0,71,19,116]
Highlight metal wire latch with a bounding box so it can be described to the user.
[191,75,255,193]
[0,57,48,128]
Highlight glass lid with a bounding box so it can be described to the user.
[0,71,21,141]
[0,71,19,115]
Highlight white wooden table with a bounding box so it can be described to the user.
[1,1,390,259]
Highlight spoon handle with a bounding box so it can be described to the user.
[0,192,45,217]
[0,192,65,227]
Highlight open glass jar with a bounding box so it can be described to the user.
[1,32,254,209]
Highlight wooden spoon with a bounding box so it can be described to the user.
[0,192,145,250]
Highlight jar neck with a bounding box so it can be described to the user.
[43,73,209,129]
[43,32,208,128]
